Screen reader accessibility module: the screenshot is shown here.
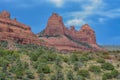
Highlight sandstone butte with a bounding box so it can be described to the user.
[0,10,44,46]
[38,13,103,51]
[0,10,103,51]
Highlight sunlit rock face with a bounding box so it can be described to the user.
[39,13,103,51]
[0,10,43,45]
[44,13,65,36]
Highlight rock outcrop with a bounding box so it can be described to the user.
[65,24,96,45]
[0,10,102,51]
[44,13,65,35]
[0,10,43,45]
[39,13,103,51]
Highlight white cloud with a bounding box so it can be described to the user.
[65,0,120,27]
[2,0,120,25]
[66,18,86,27]
[103,9,120,18]
[65,0,104,27]
[49,0,64,8]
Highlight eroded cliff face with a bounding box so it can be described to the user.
[0,11,42,45]
[65,24,96,45]
[0,10,102,51]
[44,13,65,35]
[39,13,103,51]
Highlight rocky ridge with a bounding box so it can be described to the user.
[0,10,103,51]
[0,11,43,45]
[39,13,103,51]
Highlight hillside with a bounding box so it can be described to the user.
[0,42,120,80]
[1,10,120,80]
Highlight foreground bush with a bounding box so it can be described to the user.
[89,65,101,73]
[26,71,35,79]
[102,69,119,80]
[102,72,112,80]
[111,69,119,78]
[67,70,75,80]
[77,69,90,78]
[37,64,51,74]
[97,58,105,63]
[101,62,114,70]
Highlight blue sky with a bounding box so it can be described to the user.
[0,0,120,45]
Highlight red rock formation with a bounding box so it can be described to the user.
[79,24,96,44]
[0,10,43,45]
[65,24,96,45]
[39,13,103,51]
[44,13,65,35]
[0,11,10,19]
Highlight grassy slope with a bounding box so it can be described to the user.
[0,42,120,80]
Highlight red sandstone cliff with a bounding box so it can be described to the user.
[44,13,65,35]
[39,13,103,51]
[0,11,43,45]
[0,10,102,51]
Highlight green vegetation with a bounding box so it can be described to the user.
[89,65,101,73]
[101,62,114,70]
[0,43,120,80]
[77,69,90,78]
[102,70,119,80]
[97,58,105,63]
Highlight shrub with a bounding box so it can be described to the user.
[50,74,57,80]
[56,71,64,80]
[26,71,35,79]
[16,71,24,79]
[76,76,86,80]
[70,54,78,62]
[97,58,105,63]
[30,53,38,61]
[111,69,119,78]
[0,40,8,48]
[47,53,57,61]
[102,72,112,79]
[55,56,62,68]
[39,73,44,80]
[0,72,6,80]
[77,69,90,78]
[80,55,89,62]
[0,58,9,72]
[63,56,69,63]
[102,70,119,80]
[101,62,114,70]
[102,75,107,80]
[67,70,75,80]
[37,64,51,74]
[89,65,101,73]
[73,63,79,71]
